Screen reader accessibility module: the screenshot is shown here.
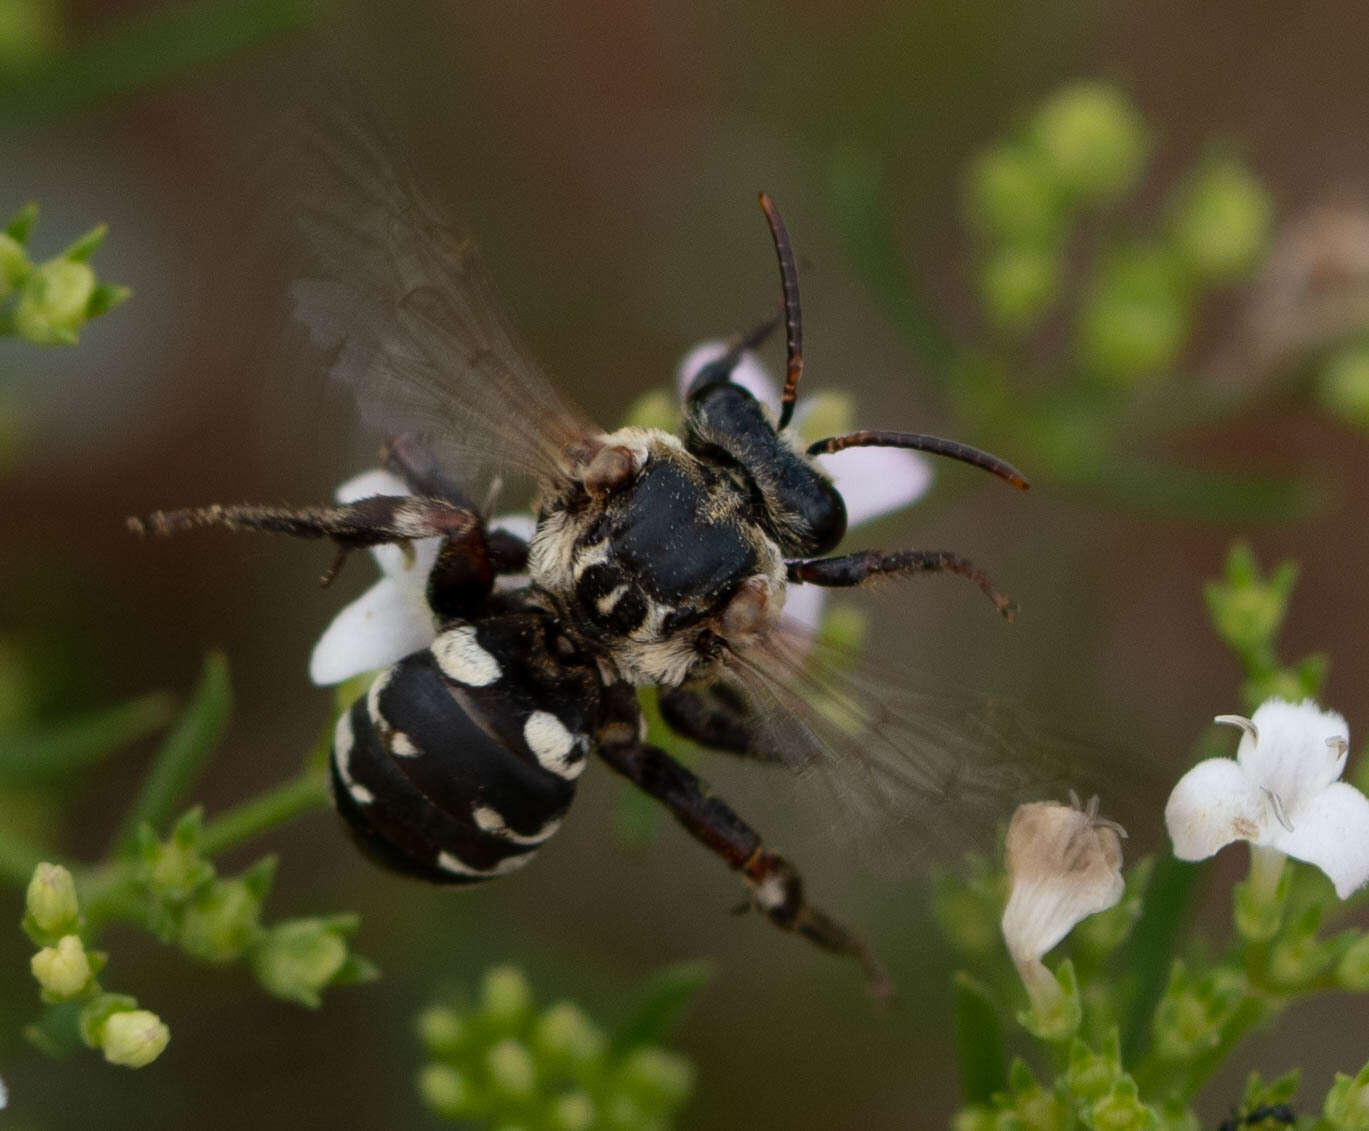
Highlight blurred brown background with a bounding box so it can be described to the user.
[2,1,1369,1127]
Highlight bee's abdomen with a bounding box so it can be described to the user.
[329,615,596,884]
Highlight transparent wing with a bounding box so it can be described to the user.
[718,614,1146,870]
[289,106,600,488]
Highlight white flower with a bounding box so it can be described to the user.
[308,469,533,686]
[1165,697,1369,899]
[678,341,934,635]
[1001,795,1126,1009]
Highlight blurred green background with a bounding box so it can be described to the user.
[3,1,1369,1126]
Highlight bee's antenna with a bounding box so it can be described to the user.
[758,192,804,430]
[806,430,1031,491]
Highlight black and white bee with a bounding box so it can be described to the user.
[130,118,1035,994]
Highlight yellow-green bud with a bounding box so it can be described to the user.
[178,878,262,963]
[548,1091,596,1131]
[417,1063,474,1119]
[978,244,1061,333]
[481,965,533,1029]
[619,1047,695,1108]
[416,1005,466,1055]
[1031,83,1148,203]
[1077,244,1187,383]
[26,862,79,935]
[964,144,1064,244]
[1169,158,1272,283]
[250,919,348,1008]
[30,934,92,999]
[485,1038,536,1099]
[1323,1060,1369,1129]
[1089,1076,1155,1131]
[101,1009,170,1068]
[14,258,96,345]
[1336,933,1369,991]
[533,1001,605,1068]
[1318,343,1369,430]
[0,233,29,296]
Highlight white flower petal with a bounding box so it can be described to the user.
[1237,699,1349,813]
[779,583,827,636]
[677,341,779,406]
[815,447,934,528]
[1164,757,1267,860]
[309,577,437,686]
[489,513,537,543]
[335,468,410,504]
[1266,781,1369,898]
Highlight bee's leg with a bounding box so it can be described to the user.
[656,683,787,764]
[787,550,1017,620]
[597,686,890,995]
[128,496,475,588]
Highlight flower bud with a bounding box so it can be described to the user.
[1323,1060,1369,1129]
[1089,1076,1156,1131]
[1030,83,1148,203]
[30,934,92,1000]
[417,1063,475,1120]
[950,1108,995,1131]
[25,862,79,936]
[547,1091,596,1131]
[1004,1058,1071,1131]
[14,258,96,345]
[1169,157,1272,283]
[1076,244,1187,383]
[532,1001,605,1069]
[618,1047,695,1109]
[485,1038,536,1100]
[416,1005,467,1056]
[140,810,213,903]
[101,1009,170,1068]
[964,144,1064,244]
[1065,1033,1122,1101]
[1318,343,1369,430]
[1336,933,1369,991]
[178,876,265,963]
[481,965,533,1030]
[978,244,1061,334]
[249,917,350,1008]
[1151,962,1245,1061]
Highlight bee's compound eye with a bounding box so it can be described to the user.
[719,575,773,640]
[583,443,645,495]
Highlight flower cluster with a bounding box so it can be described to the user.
[417,965,699,1130]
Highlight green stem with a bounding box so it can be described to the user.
[199,770,330,858]
[0,825,46,886]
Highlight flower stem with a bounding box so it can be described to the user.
[199,770,330,858]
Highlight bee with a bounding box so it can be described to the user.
[1217,1103,1296,1131]
[130,115,1033,995]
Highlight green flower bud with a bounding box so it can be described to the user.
[481,965,534,1030]
[950,1108,996,1131]
[25,862,79,936]
[1151,962,1246,1061]
[1089,1076,1159,1131]
[1016,959,1083,1043]
[620,389,680,433]
[77,991,138,1048]
[1336,932,1369,991]
[618,1046,695,1109]
[178,876,265,963]
[1004,1057,1071,1131]
[417,1063,475,1120]
[1168,157,1272,283]
[1318,343,1369,429]
[100,1009,170,1068]
[417,1005,467,1056]
[30,934,92,1000]
[964,144,1065,244]
[1324,1060,1369,1129]
[1066,1033,1122,1101]
[1077,244,1187,384]
[485,1038,536,1100]
[14,258,96,345]
[1031,83,1149,203]
[140,810,213,903]
[532,1001,606,1069]
[978,244,1061,334]
[547,1091,597,1131]
[249,917,350,1008]
[1267,908,1334,990]
[1203,546,1297,659]
[0,232,29,296]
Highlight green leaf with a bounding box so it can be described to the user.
[609,960,714,1057]
[5,201,38,243]
[1121,854,1202,1062]
[86,282,131,318]
[112,652,231,853]
[826,144,955,377]
[952,971,1006,1104]
[0,692,175,785]
[60,223,106,263]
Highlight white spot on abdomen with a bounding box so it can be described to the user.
[523,711,586,779]
[432,625,501,687]
[332,709,374,805]
[390,731,421,758]
[436,849,533,878]
[472,805,562,845]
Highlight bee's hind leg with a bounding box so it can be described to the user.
[597,685,891,997]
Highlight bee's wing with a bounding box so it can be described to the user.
[721,617,1142,868]
[289,108,600,488]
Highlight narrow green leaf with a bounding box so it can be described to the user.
[60,223,106,263]
[86,282,131,318]
[1120,853,1202,1062]
[0,693,175,785]
[609,960,714,1056]
[5,202,38,243]
[952,971,1007,1104]
[826,145,956,377]
[112,652,231,852]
